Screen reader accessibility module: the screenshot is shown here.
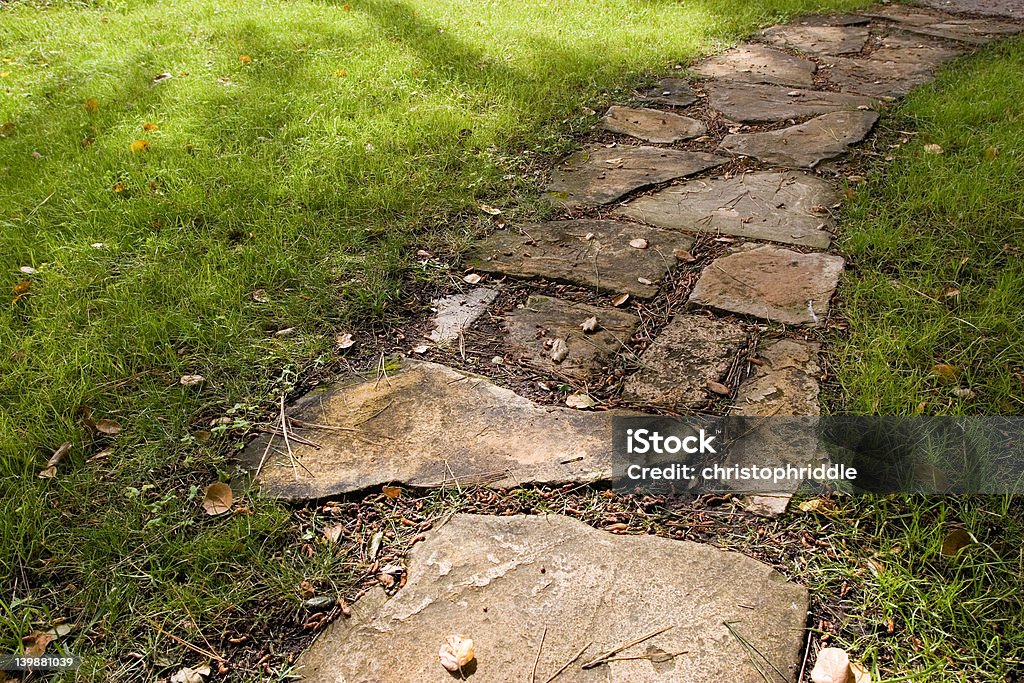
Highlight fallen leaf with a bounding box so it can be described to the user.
[94,419,121,435]
[38,441,72,479]
[673,249,696,263]
[251,289,270,303]
[13,280,31,296]
[850,662,872,683]
[637,276,653,286]
[323,525,344,543]
[951,387,975,399]
[940,528,974,557]
[334,68,348,78]
[799,498,834,514]
[438,635,475,672]
[707,381,730,396]
[170,665,211,683]
[382,485,402,499]
[19,266,37,274]
[984,146,999,160]
[549,338,569,363]
[565,392,596,409]
[239,54,252,64]
[477,203,502,216]
[23,631,53,657]
[179,374,204,386]
[143,122,159,131]
[299,580,315,598]
[201,482,233,516]
[612,293,630,307]
[629,238,649,249]
[130,139,150,153]
[811,647,854,683]
[865,557,885,577]
[931,363,957,383]
[83,98,99,113]
[923,143,944,155]
[580,316,599,333]
[412,344,429,354]
[463,273,483,284]
[336,333,356,350]
[153,72,172,83]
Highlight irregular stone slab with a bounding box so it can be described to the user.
[693,44,817,87]
[466,219,694,298]
[799,13,871,27]
[718,109,879,169]
[640,77,698,107]
[546,145,725,208]
[828,34,964,97]
[427,288,499,343]
[705,81,876,123]
[864,5,1022,44]
[688,245,844,326]
[297,514,810,683]
[239,361,624,499]
[618,171,837,249]
[623,314,746,408]
[736,339,822,416]
[922,0,1024,20]
[504,295,639,380]
[762,24,870,55]
[600,105,706,143]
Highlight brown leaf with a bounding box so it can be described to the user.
[579,316,599,334]
[799,498,834,514]
[707,381,730,396]
[143,122,159,132]
[549,338,569,363]
[565,392,596,409]
[38,441,72,479]
[239,54,252,64]
[179,374,204,386]
[382,485,402,499]
[940,528,974,557]
[811,647,854,683]
[83,98,100,113]
[13,280,31,295]
[94,419,121,435]
[299,580,315,598]
[931,363,957,384]
[23,631,53,657]
[336,332,356,350]
[201,482,233,516]
[477,203,502,216]
[673,249,696,263]
[612,293,630,307]
[323,524,344,543]
[463,273,483,284]
[629,238,649,249]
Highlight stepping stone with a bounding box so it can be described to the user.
[296,513,810,683]
[623,314,746,408]
[718,109,879,169]
[800,13,871,27]
[922,0,1024,20]
[239,360,624,500]
[427,288,499,343]
[503,295,639,380]
[864,5,1023,44]
[705,81,877,123]
[692,44,817,87]
[600,105,706,143]
[618,171,837,249]
[546,145,725,208]
[762,24,870,55]
[828,34,964,97]
[466,219,694,299]
[736,338,822,416]
[688,245,844,326]
[639,77,698,107]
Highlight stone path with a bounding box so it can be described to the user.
[242,4,1023,681]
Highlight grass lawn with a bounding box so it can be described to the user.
[0,0,875,679]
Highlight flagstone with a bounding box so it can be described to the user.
[427,288,499,343]
[705,81,877,123]
[466,219,694,298]
[546,145,725,208]
[600,105,706,143]
[864,5,1023,44]
[639,77,699,107]
[618,171,837,249]
[688,245,844,326]
[736,338,822,417]
[718,109,879,169]
[296,513,810,683]
[503,295,639,380]
[762,24,870,55]
[623,314,747,408]
[828,34,964,97]
[693,44,817,87]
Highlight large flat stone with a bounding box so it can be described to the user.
[600,105,706,143]
[864,5,1022,44]
[922,0,1024,20]
[718,109,879,169]
[618,171,837,249]
[640,77,698,107]
[706,81,877,123]
[466,219,694,299]
[736,339,821,417]
[239,361,624,499]
[427,288,499,343]
[624,314,746,408]
[762,24,870,55]
[296,513,810,683]
[546,145,725,208]
[688,245,845,326]
[693,44,817,87]
[828,34,964,97]
[504,295,639,380]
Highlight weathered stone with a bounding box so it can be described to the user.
[640,77,698,107]
[693,44,817,87]
[718,109,879,169]
[427,288,499,343]
[618,171,837,249]
[623,315,746,408]
[466,219,694,299]
[504,295,639,380]
[762,24,870,55]
[828,34,964,97]
[705,81,877,123]
[600,105,706,143]
[864,5,1022,44]
[922,0,1024,20]
[240,361,624,499]
[546,145,725,208]
[736,339,822,416]
[688,245,845,326]
[296,514,810,683]
[799,13,871,27]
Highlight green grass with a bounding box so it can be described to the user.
[835,37,1024,416]
[0,0,873,679]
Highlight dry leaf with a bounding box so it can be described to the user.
[850,662,872,683]
[629,238,649,249]
[143,122,159,131]
[984,146,999,160]
[13,280,31,295]
[153,72,172,83]
[923,143,944,155]
[382,485,402,499]
[550,338,569,363]
[931,363,957,383]
[251,289,270,303]
[811,647,853,683]
[94,419,121,435]
[336,333,356,350]
[201,482,233,516]
[179,375,204,386]
[565,392,596,409]
[299,580,315,598]
[463,273,483,284]
[334,68,348,78]
[940,528,974,557]
[170,665,211,683]
[674,249,696,263]
[477,203,502,216]
[20,266,37,274]
[612,293,630,307]
[38,441,72,479]
[412,344,429,354]
[130,139,151,153]
[438,635,475,672]
[707,381,730,396]
[23,631,53,657]
[83,98,99,113]
[637,277,654,286]
[323,525,344,543]
[239,54,252,64]
[580,316,599,333]
[799,498,834,513]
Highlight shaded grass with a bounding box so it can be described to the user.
[0,0,872,679]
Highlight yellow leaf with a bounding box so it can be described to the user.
[342,3,352,9]
[0,71,9,78]
[112,180,126,193]
[334,68,348,78]
[202,482,234,516]
[83,98,99,113]
[984,146,999,160]
[931,363,957,384]
[239,54,252,64]
[382,485,401,499]
[12,280,31,296]
[130,139,150,153]
[143,122,159,131]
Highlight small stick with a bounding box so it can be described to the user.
[541,640,592,683]
[531,627,547,683]
[797,629,812,683]
[253,423,278,479]
[581,625,673,669]
[603,650,688,663]
[149,622,225,662]
[280,393,298,481]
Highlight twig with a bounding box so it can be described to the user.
[280,393,298,481]
[531,627,547,683]
[723,621,788,683]
[540,640,591,683]
[288,417,359,432]
[581,625,673,669]
[149,622,225,662]
[354,401,393,427]
[603,650,687,663]
[798,629,812,683]
[260,427,321,449]
[253,418,279,479]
